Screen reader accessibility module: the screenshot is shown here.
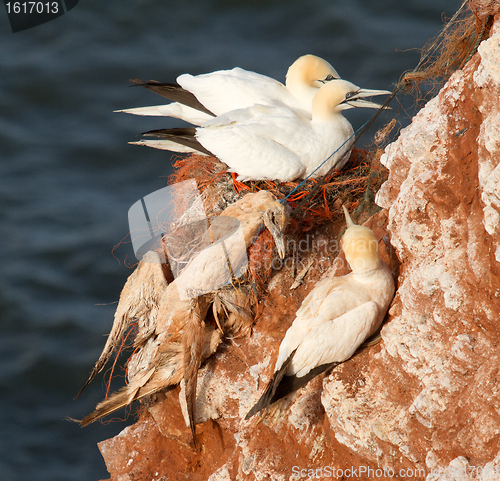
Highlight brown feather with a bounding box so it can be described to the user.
[76,252,167,398]
[79,192,289,440]
[182,300,206,448]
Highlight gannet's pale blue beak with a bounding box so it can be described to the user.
[342,88,391,109]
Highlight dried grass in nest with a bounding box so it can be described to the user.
[340,1,494,214]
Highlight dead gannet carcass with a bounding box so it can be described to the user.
[134,79,390,182]
[78,191,288,447]
[116,54,339,124]
[245,206,395,419]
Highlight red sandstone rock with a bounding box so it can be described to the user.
[96,12,500,481]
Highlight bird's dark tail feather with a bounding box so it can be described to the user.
[245,349,296,420]
[141,128,215,157]
[79,377,156,427]
[245,358,341,420]
[129,79,215,117]
[269,361,341,405]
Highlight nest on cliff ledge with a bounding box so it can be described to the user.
[168,147,386,235]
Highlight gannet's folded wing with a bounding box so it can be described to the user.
[128,79,215,116]
[197,105,309,182]
[275,278,367,371]
[291,301,380,378]
[294,275,350,320]
[177,68,300,115]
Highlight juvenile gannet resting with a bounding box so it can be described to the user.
[134,80,390,182]
[245,206,395,419]
[117,54,339,124]
[79,191,288,447]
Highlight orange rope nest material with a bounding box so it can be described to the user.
[168,147,387,232]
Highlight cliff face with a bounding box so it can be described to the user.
[327,12,500,474]
[97,12,500,481]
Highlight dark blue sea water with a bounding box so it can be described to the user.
[1,1,461,479]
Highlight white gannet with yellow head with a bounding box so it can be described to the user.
[133,79,390,182]
[246,206,395,419]
[116,54,339,124]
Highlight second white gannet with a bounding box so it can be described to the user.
[133,80,390,182]
[117,54,339,124]
[246,206,395,419]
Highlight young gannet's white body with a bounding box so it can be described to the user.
[134,80,390,182]
[78,191,288,447]
[117,54,339,124]
[246,206,395,419]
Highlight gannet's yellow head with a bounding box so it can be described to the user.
[341,206,381,273]
[285,54,340,90]
[312,79,390,121]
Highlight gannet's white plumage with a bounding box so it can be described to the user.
[78,191,288,447]
[246,206,395,419]
[117,55,340,124]
[134,80,390,182]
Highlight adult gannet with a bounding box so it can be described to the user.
[134,80,390,182]
[117,54,339,124]
[245,206,395,419]
[78,191,288,447]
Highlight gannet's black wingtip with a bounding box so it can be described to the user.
[271,361,340,403]
[127,79,215,117]
[128,78,180,89]
[139,127,214,157]
[245,349,297,420]
[245,358,341,420]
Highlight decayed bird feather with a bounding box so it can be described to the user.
[133,80,390,182]
[116,54,340,125]
[246,206,395,419]
[79,191,288,447]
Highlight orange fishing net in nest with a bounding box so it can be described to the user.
[352,3,494,173]
[164,145,386,235]
[169,154,227,188]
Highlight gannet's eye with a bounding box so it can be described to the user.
[324,74,336,82]
[345,91,356,100]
